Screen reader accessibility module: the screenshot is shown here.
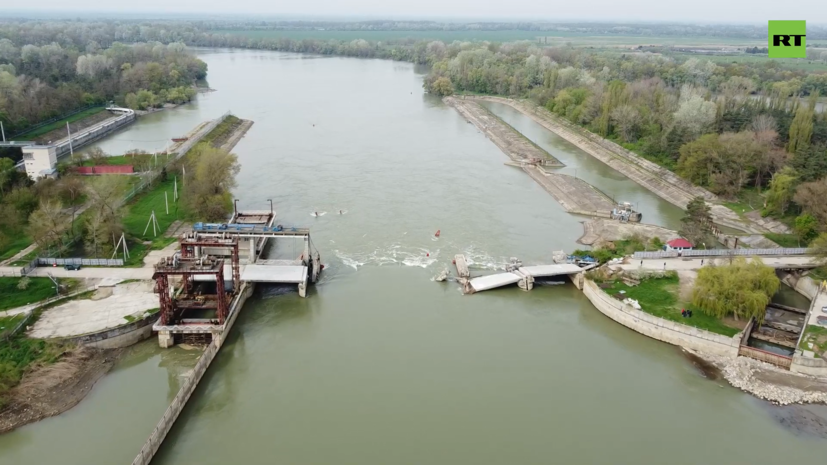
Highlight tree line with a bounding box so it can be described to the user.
[0,27,206,133]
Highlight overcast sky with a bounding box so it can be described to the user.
[1,1,823,24]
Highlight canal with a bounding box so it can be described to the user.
[1,49,826,464]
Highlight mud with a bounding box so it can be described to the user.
[0,346,122,434]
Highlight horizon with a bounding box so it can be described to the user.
[0,1,824,25]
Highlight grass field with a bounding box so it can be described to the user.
[799,324,827,355]
[0,277,56,312]
[0,231,33,262]
[14,107,105,140]
[122,177,184,242]
[665,51,827,72]
[600,273,740,337]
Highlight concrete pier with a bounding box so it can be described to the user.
[454,254,470,278]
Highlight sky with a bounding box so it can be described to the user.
[1,1,825,24]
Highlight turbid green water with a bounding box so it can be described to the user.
[1,49,826,465]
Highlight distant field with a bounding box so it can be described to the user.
[666,52,827,71]
[541,34,766,47]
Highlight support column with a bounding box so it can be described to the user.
[303,237,310,263]
[518,274,534,291]
[249,239,256,264]
[158,331,174,348]
[298,279,307,298]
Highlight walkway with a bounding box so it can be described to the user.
[619,256,819,272]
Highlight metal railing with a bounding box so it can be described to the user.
[7,104,102,139]
[633,248,811,259]
[37,258,124,266]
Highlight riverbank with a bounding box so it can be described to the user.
[0,346,122,434]
[467,96,775,234]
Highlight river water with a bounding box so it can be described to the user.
[2,49,827,464]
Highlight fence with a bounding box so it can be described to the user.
[633,248,811,259]
[738,345,792,369]
[131,339,220,465]
[36,258,124,266]
[75,165,134,175]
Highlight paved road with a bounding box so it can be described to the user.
[0,266,153,280]
[619,256,819,272]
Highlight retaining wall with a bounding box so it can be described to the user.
[583,279,741,357]
[790,354,827,376]
[130,281,255,465]
[60,312,158,349]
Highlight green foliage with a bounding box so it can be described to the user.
[0,277,55,312]
[12,107,104,140]
[692,257,780,323]
[764,167,798,216]
[0,336,65,409]
[429,77,454,96]
[794,213,819,243]
[599,272,739,336]
[764,233,802,248]
[798,325,827,356]
[679,197,713,247]
[787,94,817,154]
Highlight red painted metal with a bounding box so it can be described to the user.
[75,165,134,175]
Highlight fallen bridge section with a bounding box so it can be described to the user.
[465,263,587,294]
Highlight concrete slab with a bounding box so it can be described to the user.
[241,265,307,284]
[469,272,522,292]
[519,264,583,278]
[28,282,158,339]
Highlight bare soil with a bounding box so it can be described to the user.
[33,111,115,145]
[0,346,122,434]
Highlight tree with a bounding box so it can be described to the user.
[764,167,798,216]
[676,134,720,187]
[27,200,69,253]
[679,197,713,247]
[793,177,827,226]
[184,146,240,221]
[811,233,827,265]
[793,213,819,244]
[56,176,86,233]
[673,95,717,138]
[0,157,14,194]
[430,77,454,97]
[692,257,780,323]
[787,95,816,153]
[610,104,641,142]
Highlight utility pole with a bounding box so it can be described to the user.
[1,121,5,142]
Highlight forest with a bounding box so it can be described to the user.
[0,23,206,134]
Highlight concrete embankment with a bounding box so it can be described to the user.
[131,282,255,465]
[219,119,254,152]
[446,96,616,219]
[467,96,765,234]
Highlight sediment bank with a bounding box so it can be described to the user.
[467,96,766,234]
[0,346,122,434]
[525,168,614,218]
[578,218,681,246]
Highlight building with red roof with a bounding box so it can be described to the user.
[665,238,693,251]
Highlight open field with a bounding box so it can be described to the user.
[215,29,543,42]
[0,277,56,312]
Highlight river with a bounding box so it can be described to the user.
[1,48,827,464]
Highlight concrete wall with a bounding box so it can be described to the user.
[60,312,158,349]
[780,272,820,300]
[790,354,827,376]
[583,280,741,358]
[131,282,255,465]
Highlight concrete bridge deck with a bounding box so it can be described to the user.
[465,263,587,293]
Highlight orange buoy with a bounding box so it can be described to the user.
[434,229,441,237]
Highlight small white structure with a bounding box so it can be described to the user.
[665,238,693,252]
[22,145,58,180]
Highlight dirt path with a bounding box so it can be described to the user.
[0,346,122,434]
[578,218,680,246]
[466,96,772,234]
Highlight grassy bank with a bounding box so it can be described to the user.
[0,232,33,262]
[15,107,105,140]
[0,277,57,312]
[799,325,827,356]
[121,176,187,266]
[0,336,64,408]
[599,273,740,337]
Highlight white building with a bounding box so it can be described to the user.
[22,145,58,180]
